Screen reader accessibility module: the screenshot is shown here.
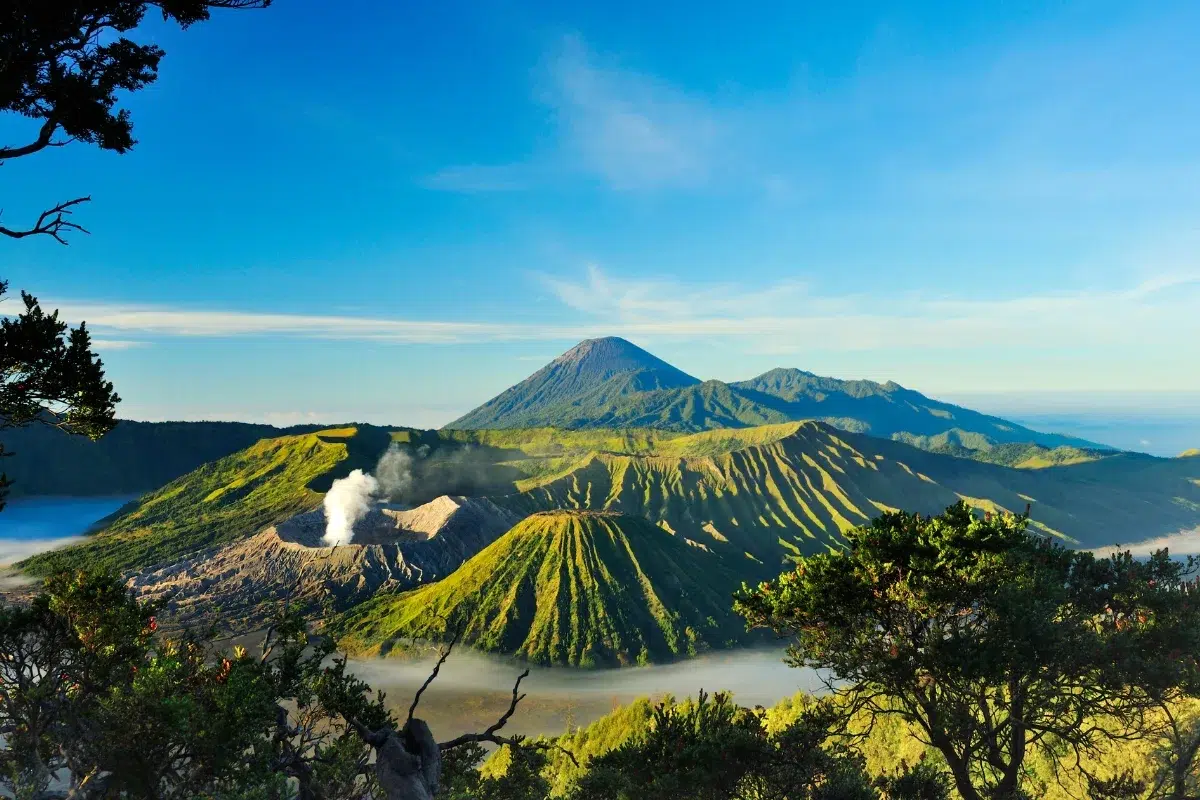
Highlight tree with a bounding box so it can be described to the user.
[0,283,119,510]
[1,0,271,244]
[1,1,270,508]
[565,690,877,800]
[0,573,574,799]
[734,502,1200,800]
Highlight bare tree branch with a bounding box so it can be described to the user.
[0,119,61,162]
[0,197,91,245]
[438,669,552,755]
[406,626,462,726]
[438,667,579,767]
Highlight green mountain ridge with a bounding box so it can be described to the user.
[20,429,355,575]
[0,420,324,498]
[492,421,1200,565]
[446,338,1107,455]
[335,510,751,666]
[25,422,1200,585]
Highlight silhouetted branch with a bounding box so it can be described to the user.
[0,119,61,161]
[407,626,461,726]
[0,197,91,245]
[439,667,579,766]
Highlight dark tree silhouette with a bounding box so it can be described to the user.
[735,503,1200,800]
[0,0,272,243]
[0,1,270,507]
[0,283,119,510]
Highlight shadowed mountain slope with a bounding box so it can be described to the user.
[335,510,750,666]
[0,420,323,498]
[448,337,699,430]
[446,338,1104,453]
[494,422,1200,567]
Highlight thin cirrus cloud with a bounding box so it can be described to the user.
[536,265,1200,358]
[424,35,724,193]
[32,269,1200,380]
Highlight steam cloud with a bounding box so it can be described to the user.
[322,469,380,546]
[374,443,414,500]
[321,441,509,545]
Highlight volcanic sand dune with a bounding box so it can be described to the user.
[128,496,520,633]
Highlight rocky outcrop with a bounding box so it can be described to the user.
[128,496,522,632]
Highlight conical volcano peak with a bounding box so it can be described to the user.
[445,337,700,430]
[550,337,697,384]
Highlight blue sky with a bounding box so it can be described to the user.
[3,0,1200,428]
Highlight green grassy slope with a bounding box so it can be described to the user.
[895,429,1109,468]
[24,421,1197,584]
[19,428,361,575]
[496,422,1200,564]
[335,510,750,666]
[0,420,323,498]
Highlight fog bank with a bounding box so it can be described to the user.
[344,647,824,742]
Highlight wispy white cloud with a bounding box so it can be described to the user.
[426,35,727,193]
[420,163,535,193]
[544,35,721,190]
[91,339,152,351]
[39,266,1200,383]
[537,264,815,319]
[537,265,1200,360]
[0,537,84,566]
[1092,528,1200,557]
[43,301,549,344]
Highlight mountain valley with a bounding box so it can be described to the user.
[11,339,1200,666]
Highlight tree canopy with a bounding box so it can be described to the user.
[1,0,271,243]
[0,282,119,510]
[1,1,272,507]
[735,502,1200,800]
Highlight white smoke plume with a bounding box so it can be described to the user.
[374,443,414,501]
[322,469,380,546]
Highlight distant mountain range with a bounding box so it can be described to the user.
[447,337,1106,455]
[1,420,323,498]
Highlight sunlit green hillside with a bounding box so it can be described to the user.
[20,427,366,575]
[335,510,749,666]
[496,421,1200,564]
[23,421,1200,581]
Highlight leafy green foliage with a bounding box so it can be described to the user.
[564,691,876,800]
[734,502,1200,800]
[336,511,751,666]
[0,569,394,798]
[0,283,119,511]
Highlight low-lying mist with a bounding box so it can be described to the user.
[1097,526,1200,557]
[344,647,825,743]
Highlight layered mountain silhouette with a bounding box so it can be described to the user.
[447,337,1103,452]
